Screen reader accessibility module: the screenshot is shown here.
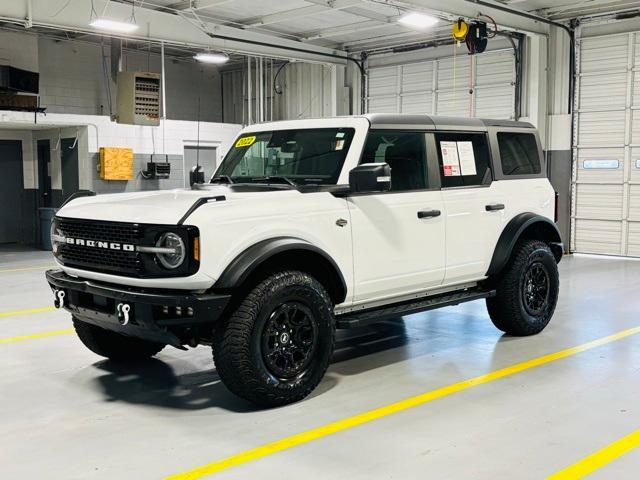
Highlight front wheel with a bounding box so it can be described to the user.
[486,240,559,336]
[212,271,335,408]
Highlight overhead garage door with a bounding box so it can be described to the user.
[572,32,640,256]
[366,49,516,119]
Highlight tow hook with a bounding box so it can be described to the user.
[53,290,66,309]
[116,303,131,326]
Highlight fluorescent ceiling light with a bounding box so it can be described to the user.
[398,12,439,29]
[90,18,139,33]
[194,52,230,64]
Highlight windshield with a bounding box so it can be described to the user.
[215,128,355,185]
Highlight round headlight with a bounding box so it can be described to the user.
[156,232,186,269]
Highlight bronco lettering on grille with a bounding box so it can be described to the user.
[65,237,135,251]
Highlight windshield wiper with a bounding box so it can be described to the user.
[253,176,297,186]
[210,175,235,184]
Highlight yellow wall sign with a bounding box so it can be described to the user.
[235,136,256,148]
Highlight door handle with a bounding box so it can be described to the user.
[417,209,441,219]
[485,203,505,212]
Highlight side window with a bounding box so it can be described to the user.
[435,133,492,188]
[361,131,427,191]
[497,132,541,176]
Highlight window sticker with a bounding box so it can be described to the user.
[235,136,256,148]
[334,139,345,151]
[336,132,346,138]
[583,159,619,169]
[457,141,477,176]
[440,141,461,176]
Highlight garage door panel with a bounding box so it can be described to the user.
[577,111,626,146]
[630,110,640,144]
[475,85,514,119]
[580,72,627,110]
[368,96,397,113]
[574,219,622,254]
[475,51,513,85]
[579,35,629,73]
[628,185,640,221]
[576,148,625,183]
[402,62,433,93]
[368,67,397,97]
[401,93,432,114]
[437,57,470,86]
[627,222,640,256]
[575,184,624,220]
[436,89,471,117]
[631,148,640,183]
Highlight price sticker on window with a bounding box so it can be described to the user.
[235,136,256,148]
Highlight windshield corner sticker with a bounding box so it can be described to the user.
[235,136,256,148]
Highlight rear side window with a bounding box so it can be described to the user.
[361,131,427,191]
[497,132,541,176]
[435,133,492,188]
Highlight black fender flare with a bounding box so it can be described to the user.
[486,213,563,277]
[214,237,348,303]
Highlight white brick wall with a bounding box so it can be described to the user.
[0,31,38,71]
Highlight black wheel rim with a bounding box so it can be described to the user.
[523,261,550,316]
[261,302,318,380]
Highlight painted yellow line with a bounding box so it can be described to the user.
[547,429,640,480]
[0,306,57,318]
[0,265,55,273]
[166,326,640,480]
[0,328,73,344]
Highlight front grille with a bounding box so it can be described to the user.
[56,218,143,275]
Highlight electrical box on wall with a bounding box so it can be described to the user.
[116,72,161,126]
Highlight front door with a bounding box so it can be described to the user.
[349,131,445,304]
[0,140,24,243]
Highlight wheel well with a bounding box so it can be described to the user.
[234,249,347,305]
[519,221,563,262]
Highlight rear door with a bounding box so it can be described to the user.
[434,131,507,285]
[348,130,446,303]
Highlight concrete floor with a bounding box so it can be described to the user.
[1,247,639,479]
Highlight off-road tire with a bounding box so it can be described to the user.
[486,240,559,336]
[212,271,335,408]
[73,317,165,361]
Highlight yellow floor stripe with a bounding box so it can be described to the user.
[166,326,640,480]
[547,429,640,480]
[0,265,55,273]
[0,328,73,344]
[0,306,57,318]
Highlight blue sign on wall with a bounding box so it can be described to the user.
[583,159,620,169]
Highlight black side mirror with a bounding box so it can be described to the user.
[190,165,205,187]
[349,163,391,193]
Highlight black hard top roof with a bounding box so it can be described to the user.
[364,113,534,130]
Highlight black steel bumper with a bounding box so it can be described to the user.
[45,269,231,347]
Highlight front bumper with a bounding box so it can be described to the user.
[46,269,231,347]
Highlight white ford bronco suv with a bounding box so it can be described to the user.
[46,114,562,407]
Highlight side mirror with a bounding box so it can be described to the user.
[349,163,391,193]
[190,165,205,187]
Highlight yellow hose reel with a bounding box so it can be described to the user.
[452,18,469,41]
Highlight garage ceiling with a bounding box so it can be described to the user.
[113,0,640,52]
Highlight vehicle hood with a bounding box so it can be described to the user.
[56,186,291,225]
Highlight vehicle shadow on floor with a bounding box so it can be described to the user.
[91,309,493,412]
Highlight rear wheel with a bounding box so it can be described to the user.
[212,271,335,408]
[73,317,165,361]
[486,240,559,336]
